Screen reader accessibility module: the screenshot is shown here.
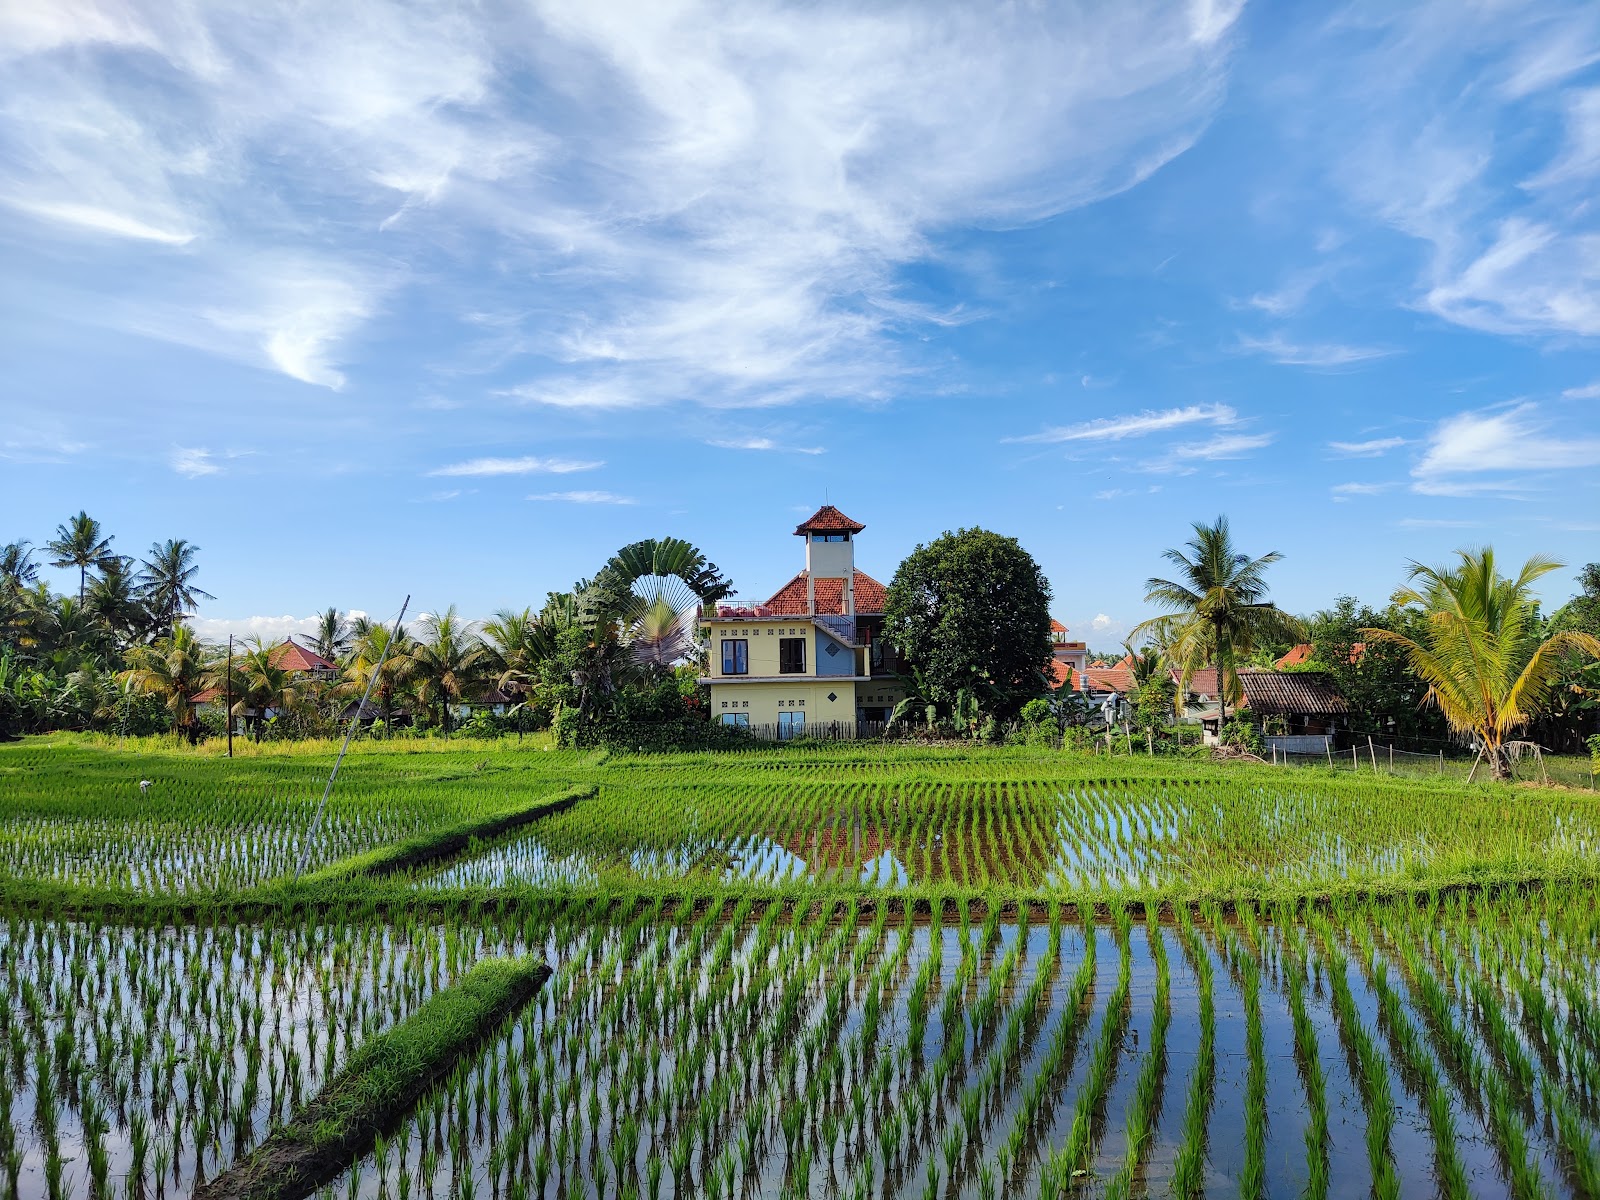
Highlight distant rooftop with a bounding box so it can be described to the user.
[794,505,866,536]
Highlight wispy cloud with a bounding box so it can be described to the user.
[170,447,220,478]
[1328,436,1406,457]
[1139,432,1275,473]
[707,436,826,455]
[1235,334,1393,368]
[429,456,603,478]
[527,490,636,505]
[1411,402,1600,495]
[1563,381,1600,400]
[1006,403,1237,445]
[1330,481,1396,501]
[0,1,1243,407]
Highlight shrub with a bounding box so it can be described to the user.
[1219,718,1264,754]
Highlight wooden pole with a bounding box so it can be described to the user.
[226,634,233,759]
[1368,735,1378,772]
[1326,740,1334,768]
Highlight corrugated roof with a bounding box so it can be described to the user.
[793,505,866,535]
[1237,669,1349,715]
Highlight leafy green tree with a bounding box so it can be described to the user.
[312,607,351,663]
[883,527,1054,723]
[86,557,146,651]
[1303,596,1444,742]
[1363,549,1600,780]
[1534,563,1600,751]
[341,618,417,729]
[138,539,213,639]
[120,625,213,737]
[1,542,38,592]
[1131,516,1302,721]
[46,511,117,604]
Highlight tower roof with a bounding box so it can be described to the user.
[794,505,866,536]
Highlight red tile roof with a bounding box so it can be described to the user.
[793,505,866,535]
[1274,643,1366,668]
[1172,667,1222,697]
[267,638,337,673]
[764,570,888,616]
[1049,618,1069,634]
[1049,659,1074,689]
[1084,666,1134,694]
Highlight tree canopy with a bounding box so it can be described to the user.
[883,527,1053,723]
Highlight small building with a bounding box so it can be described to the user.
[266,638,339,680]
[1184,667,1349,751]
[701,506,905,738]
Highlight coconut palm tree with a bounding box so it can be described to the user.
[138,539,214,639]
[224,637,304,742]
[1363,548,1600,781]
[87,557,145,650]
[120,624,212,737]
[46,511,117,604]
[1130,516,1303,722]
[410,606,487,733]
[1,541,38,592]
[312,607,352,663]
[341,618,418,730]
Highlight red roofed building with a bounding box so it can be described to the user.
[267,638,338,676]
[703,506,905,736]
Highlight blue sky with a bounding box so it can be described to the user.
[3,0,1598,647]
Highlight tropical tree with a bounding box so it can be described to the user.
[86,556,146,650]
[138,539,214,639]
[409,606,486,733]
[224,637,304,742]
[1363,549,1600,780]
[120,624,213,737]
[342,618,417,730]
[1,541,38,592]
[883,527,1054,724]
[46,511,117,604]
[1131,516,1302,722]
[626,595,696,674]
[304,608,348,664]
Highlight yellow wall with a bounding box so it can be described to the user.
[706,620,835,678]
[708,680,857,730]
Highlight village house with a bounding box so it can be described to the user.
[702,506,905,738]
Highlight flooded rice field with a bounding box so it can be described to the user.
[4,887,1596,1200]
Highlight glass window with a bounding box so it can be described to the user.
[779,637,806,674]
[811,532,849,542]
[778,710,806,739]
[720,712,749,727]
[721,639,748,675]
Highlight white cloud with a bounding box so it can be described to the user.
[0,0,1243,408]
[707,436,825,454]
[527,490,636,505]
[1411,402,1600,495]
[1330,481,1395,501]
[170,447,219,478]
[189,614,325,644]
[1006,403,1236,445]
[429,456,603,477]
[1235,334,1393,368]
[1564,381,1600,400]
[1328,436,1406,457]
[1091,614,1113,631]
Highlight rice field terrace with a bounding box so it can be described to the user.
[0,736,1597,1200]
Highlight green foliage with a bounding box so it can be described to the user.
[883,527,1054,723]
[1308,596,1443,742]
[1219,717,1264,754]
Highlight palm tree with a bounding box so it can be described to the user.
[342,617,417,729]
[87,557,145,650]
[1131,516,1303,722]
[627,595,696,674]
[138,539,214,639]
[1363,548,1600,781]
[46,511,117,604]
[121,625,212,737]
[312,607,351,663]
[1,541,38,592]
[224,637,304,742]
[410,606,487,733]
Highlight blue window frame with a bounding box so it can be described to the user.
[721,639,748,675]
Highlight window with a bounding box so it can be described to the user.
[720,712,749,727]
[721,639,748,675]
[779,637,806,674]
[811,532,850,542]
[778,710,806,739]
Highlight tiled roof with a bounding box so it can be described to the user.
[190,687,221,704]
[793,505,866,535]
[764,569,888,616]
[1084,666,1134,694]
[1049,659,1074,689]
[1237,669,1349,715]
[1275,642,1365,668]
[1172,667,1221,697]
[267,638,337,673]
[1049,618,1069,634]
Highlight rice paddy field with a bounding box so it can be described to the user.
[0,735,1597,1199]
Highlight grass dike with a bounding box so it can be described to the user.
[294,782,594,884]
[194,955,549,1200]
